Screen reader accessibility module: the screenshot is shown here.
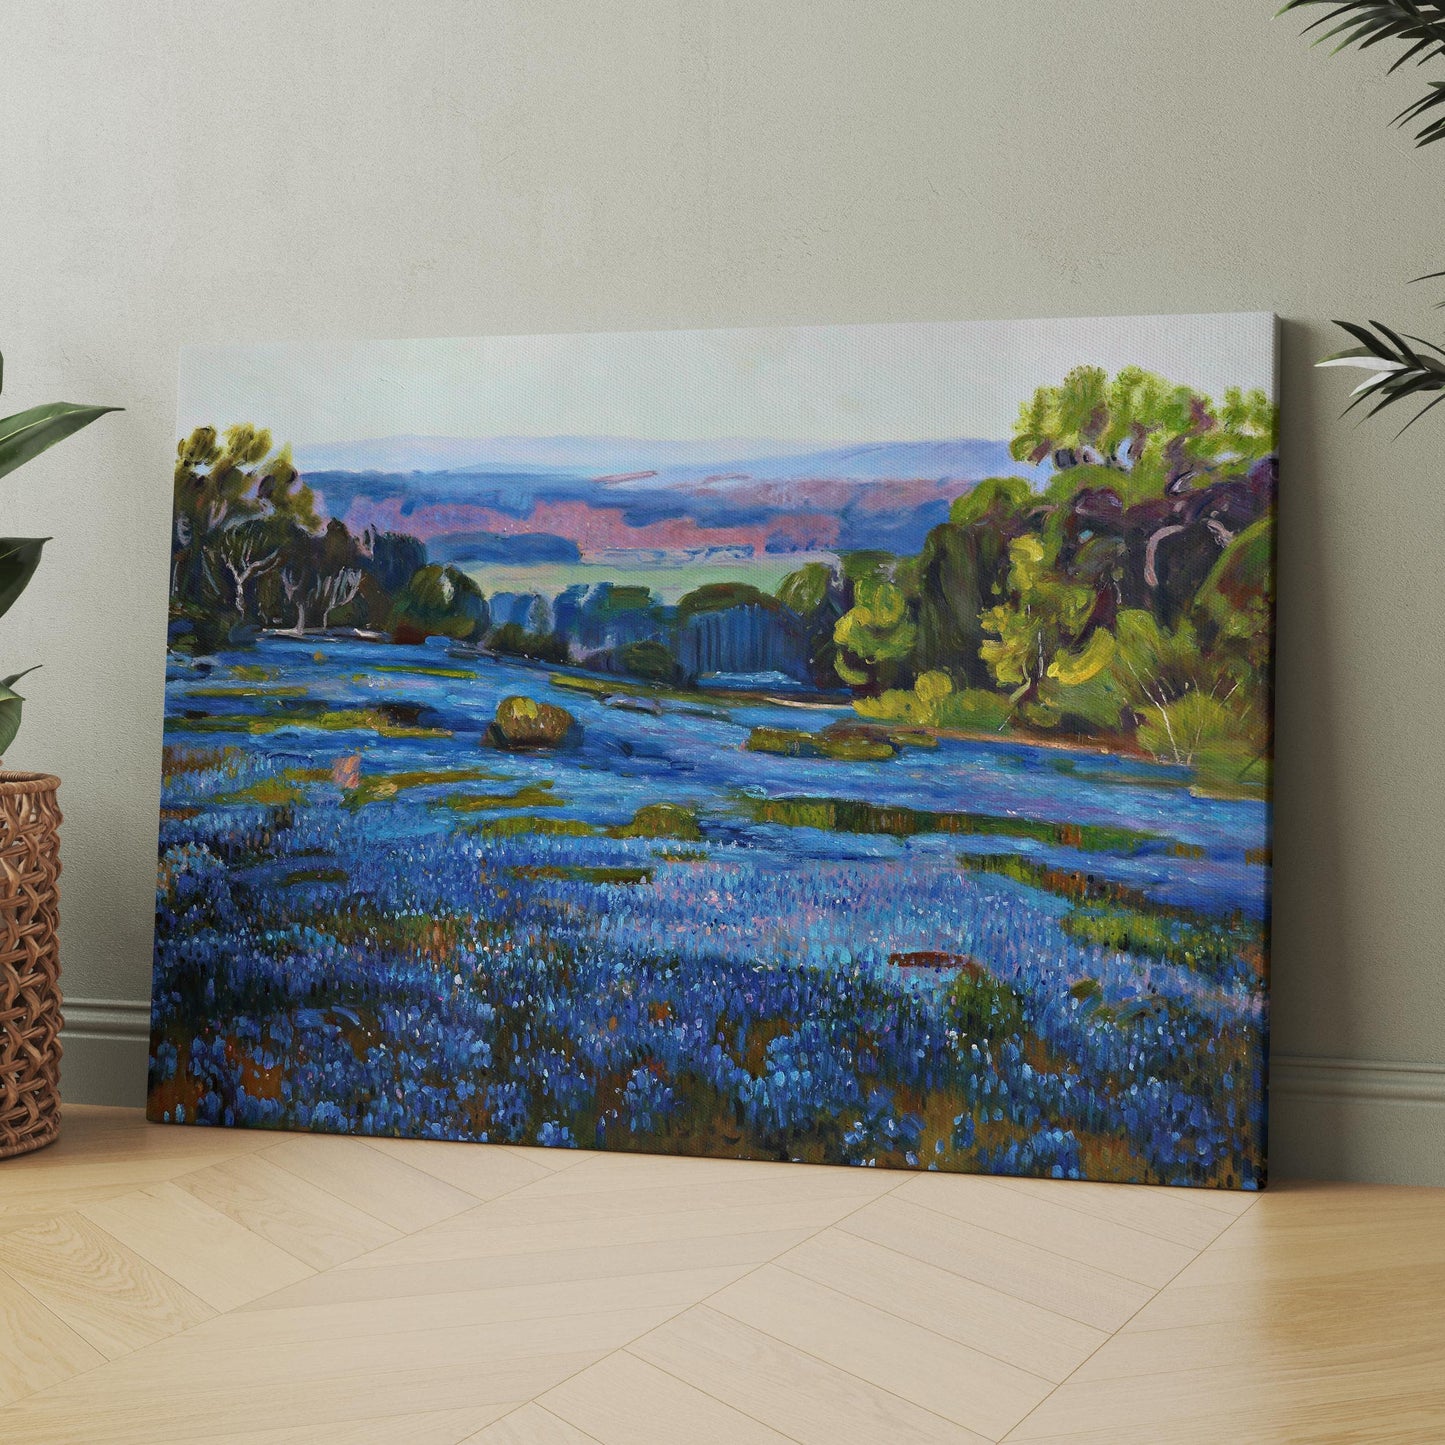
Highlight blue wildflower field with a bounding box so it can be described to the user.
[151,639,1268,1188]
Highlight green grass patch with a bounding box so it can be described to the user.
[947,964,1027,1042]
[477,814,599,839]
[344,766,509,808]
[213,766,334,806]
[372,663,477,681]
[745,724,896,762]
[607,802,703,840]
[443,782,564,813]
[168,707,451,740]
[510,864,653,886]
[742,794,1156,852]
[1061,905,1253,976]
[960,852,1261,980]
[281,867,349,886]
[189,684,309,699]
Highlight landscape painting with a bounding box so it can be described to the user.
[151,314,1275,1188]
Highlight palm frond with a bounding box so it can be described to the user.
[1280,1,1445,142]
[1317,318,1445,431]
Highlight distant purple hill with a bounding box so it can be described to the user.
[296,436,1042,562]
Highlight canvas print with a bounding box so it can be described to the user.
[151,314,1275,1189]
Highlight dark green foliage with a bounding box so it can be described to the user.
[676,581,777,621]
[619,639,680,682]
[388,565,489,644]
[0,538,46,624]
[368,532,428,595]
[490,622,570,664]
[0,399,121,484]
[776,561,845,688]
[914,516,1011,689]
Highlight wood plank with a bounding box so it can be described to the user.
[0,1356,585,1445]
[39,1108,270,1165]
[1166,1220,1445,1290]
[477,1171,895,1224]
[360,1137,552,1200]
[0,1213,213,1358]
[176,1153,401,1269]
[0,1265,105,1405]
[80,1184,313,1311]
[840,1194,1153,1332]
[1125,1260,1445,1333]
[541,1351,795,1445]
[633,1303,988,1445]
[0,1150,271,1210]
[261,1132,479,1233]
[776,1226,1106,1382]
[466,1403,600,1443]
[896,1174,1198,1288]
[987,1174,1247,1251]
[495,1146,590,1175]
[42,1307,680,1402]
[340,1192,883,1272]
[205,1405,512,1444]
[241,1228,814,1312]
[192,1266,747,1348]
[509,1149,883,1197]
[707,1263,1049,1439]
[1005,1355,1445,1440]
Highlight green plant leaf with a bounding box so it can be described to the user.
[1317,317,1445,431]
[0,678,27,756]
[0,401,122,484]
[1281,2,1445,143]
[0,538,47,622]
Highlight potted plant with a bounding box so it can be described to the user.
[1,351,118,1157]
[1283,1,1445,424]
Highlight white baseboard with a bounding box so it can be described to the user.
[52,999,1445,1184]
[62,998,150,1040]
[1271,1054,1445,1106]
[60,997,150,1108]
[1268,1053,1445,1186]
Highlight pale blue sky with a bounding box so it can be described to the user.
[178,313,1276,449]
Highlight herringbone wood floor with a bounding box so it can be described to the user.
[0,1107,1440,1443]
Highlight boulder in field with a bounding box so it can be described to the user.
[744,726,814,758]
[486,695,575,750]
[816,721,897,761]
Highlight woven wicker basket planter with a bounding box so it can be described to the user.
[0,772,62,1159]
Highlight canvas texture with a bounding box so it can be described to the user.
[151,314,1275,1189]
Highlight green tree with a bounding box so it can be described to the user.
[1012,366,1274,503]
[979,534,1112,725]
[833,575,916,692]
[1106,609,1259,771]
[776,560,845,689]
[914,478,1034,688]
[388,564,489,643]
[171,424,321,644]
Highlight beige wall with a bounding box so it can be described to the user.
[4,0,1443,1182]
